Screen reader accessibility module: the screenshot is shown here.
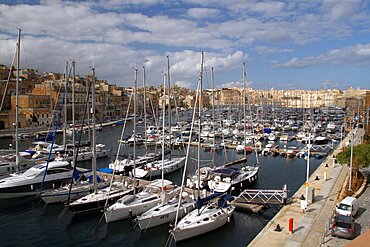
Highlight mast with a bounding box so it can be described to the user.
[162,72,166,190]
[15,28,21,173]
[197,51,204,199]
[211,67,215,165]
[167,56,172,159]
[92,67,97,192]
[87,74,91,144]
[133,68,138,196]
[63,62,68,150]
[72,61,76,170]
[242,62,247,158]
[143,66,147,156]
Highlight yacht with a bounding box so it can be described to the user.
[262,143,273,155]
[104,179,172,223]
[207,166,259,193]
[0,159,72,199]
[133,157,185,179]
[170,194,235,242]
[69,181,133,214]
[186,166,214,190]
[137,188,194,230]
[40,174,110,204]
[314,136,329,145]
[0,153,39,179]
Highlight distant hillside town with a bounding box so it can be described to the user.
[0,64,369,131]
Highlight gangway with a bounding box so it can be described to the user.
[233,184,288,212]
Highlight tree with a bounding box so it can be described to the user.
[337,144,370,168]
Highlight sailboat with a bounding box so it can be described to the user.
[69,68,133,214]
[136,187,194,230]
[40,66,109,204]
[170,52,235,242]
[0,29,38,178]
[0,36,74,198]
[133,59,185,179]
[104,69,175,223]
[208,63,259,193]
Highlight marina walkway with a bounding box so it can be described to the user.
[249,135,351,247]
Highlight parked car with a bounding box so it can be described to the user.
[336,197,359,217]
[331,214,355,239]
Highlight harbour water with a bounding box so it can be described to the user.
[0,124,323,246]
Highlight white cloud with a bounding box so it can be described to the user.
[274,43,370,68]
[174,80,193,89]
[187,8,220,19]
[322,0,363,20]
[218,80,252,88]
[255,46,294,54]
[0,0,369,89]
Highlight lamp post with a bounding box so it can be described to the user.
[340,123,344,149]
[348,133,354,192]
[305,133,311,206]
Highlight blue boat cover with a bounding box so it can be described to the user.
[218,194,234,208]
[88,175,101,183]
[98,168,113,174]
[263,128,272,133]
[195,193,223,209]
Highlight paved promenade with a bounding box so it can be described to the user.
[249,134,353,247]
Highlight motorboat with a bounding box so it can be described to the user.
[0,153,40,179]
[186,166,214,190]
[133,157,185,179]
[0,158,73,199]
[207,166,259,193]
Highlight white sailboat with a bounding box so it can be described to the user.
[137,187,194,230]
[170,196,235,242]
[104,179,172,223]
[208,63,260,193]
[69,68,133,214]
[105,69,175,223]
[41,66,109,204]
[170,52,235,242]
[0,29,38,178]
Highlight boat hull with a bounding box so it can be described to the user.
[70,189,133,214]
[105,198,160,223]
[171,206,234,242]
[138,203,194,230]
[0,178,70,199]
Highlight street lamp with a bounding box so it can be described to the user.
[305,133,311,206]
[348,133,354,192]
[340,123,344,149]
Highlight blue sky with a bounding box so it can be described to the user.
[0,0,369,90]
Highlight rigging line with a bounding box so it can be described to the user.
[0,45,16,111]
[21,34,31,69]
[102,92,134,215]
[173,60,201,229]
[43,66,72,142]
[65,74,93,206]
[40,63,71,192]
[188,156,213,162]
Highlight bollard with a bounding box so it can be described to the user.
[324,171,327,181]
[289,218,294,234]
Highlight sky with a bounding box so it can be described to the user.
[0,0,369,90]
